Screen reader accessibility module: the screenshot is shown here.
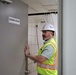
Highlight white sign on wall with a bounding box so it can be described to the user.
[9,17,20,25]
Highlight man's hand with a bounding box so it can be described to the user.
[24,45,47,63]
[24,45,30,56]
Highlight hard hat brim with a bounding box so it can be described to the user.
[41,29,55,32]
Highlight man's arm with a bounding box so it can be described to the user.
[24,45,47,63]
[28,54,48,63]
[29,45,54,63]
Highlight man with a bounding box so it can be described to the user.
[24,24,58,75]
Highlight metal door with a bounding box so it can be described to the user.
[0,0,28,75]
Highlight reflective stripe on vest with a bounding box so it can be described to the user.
[37,63,57,70]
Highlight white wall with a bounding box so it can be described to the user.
[62,0,76,75]
[28,16,43,75]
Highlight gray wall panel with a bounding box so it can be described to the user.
[62,0,76,75]
[0,0,28,75]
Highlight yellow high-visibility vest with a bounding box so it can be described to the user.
[37,38,58,75]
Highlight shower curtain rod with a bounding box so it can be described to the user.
[28,12,58,16]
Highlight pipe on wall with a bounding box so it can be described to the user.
[28,12,58,16]
[35,25,39,50]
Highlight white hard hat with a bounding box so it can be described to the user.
[42,24,55,31]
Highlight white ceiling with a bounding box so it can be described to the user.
[21,0,58,14]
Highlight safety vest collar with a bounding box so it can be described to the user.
[41,38,56,51]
